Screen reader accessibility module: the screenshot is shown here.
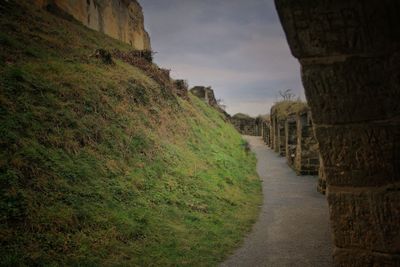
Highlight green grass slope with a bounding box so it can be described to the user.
[0,1,262,266]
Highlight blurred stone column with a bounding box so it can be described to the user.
[275,0,400,265]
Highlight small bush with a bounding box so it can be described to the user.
[241,139,251,153]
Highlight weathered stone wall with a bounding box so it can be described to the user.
[34,0,151,50]
[231,116,259,136]
[285,115,297,167]
[190,86,219,107]
[255,118,264,136]
[275,0,400,265]
[294,111,319,175]
[317,154,327,195]
[277,120,286,156]
[174,80,189,99]
[271,116,278,152]
[190,86,231,120]
[282,111,320,175]
[262,121,271,146]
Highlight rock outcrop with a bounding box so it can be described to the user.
[34,0,151,50]
[190,86,219,108]
[190,86,231,119]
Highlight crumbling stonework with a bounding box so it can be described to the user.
[280,108,320,175]
[294,110,320,176]
[275,0,400,265]
[174,80,189,99]
[269,113,285,155]
[231,114,258,136]
[113,50,173,92]
[285,114,297,168]
[190,86,218,107]
[271,102,308,157]
[34,0,151,50]
[277,120,286,157]
[270,115,278,152]
[189,86,231,119]
[317,155,327,195]
[262,119,271,146]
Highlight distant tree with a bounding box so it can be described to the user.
[279,89,296,101]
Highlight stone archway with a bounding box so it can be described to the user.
[274,0,400,265]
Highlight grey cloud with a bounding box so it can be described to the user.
[140,0,304,116]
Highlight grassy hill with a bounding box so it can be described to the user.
[0,1,262,266]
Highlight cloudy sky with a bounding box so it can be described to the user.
[140,0,304,116]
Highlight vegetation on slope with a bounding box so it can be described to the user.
[0,1,262,266]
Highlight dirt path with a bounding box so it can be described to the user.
[221,136,333,267]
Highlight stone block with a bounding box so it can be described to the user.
[302,56,400,124]
[333,248,400,267]
[275,0,400,58]
[328,187,400,253]
[315,123,400,187]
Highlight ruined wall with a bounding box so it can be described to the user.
[275,0,400,265]
[190,86,231,120]
[270,117,286,156]
[285,115,297,167]
[190,86,219,107]
[255,117,265,136]
[271,116,278,152]
[318,155,327,195]
[277,120,286,156]
[34,0,151,50]
[262,121,271,146]
[174,80,189,99]
[231,116,259,136]
[295,111,319,175]
[283,111,319,175]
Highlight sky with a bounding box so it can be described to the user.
[140,0,305,117]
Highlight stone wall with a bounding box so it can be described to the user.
[275,0,400,265]
[231,115,258,136]
[294,110,319,175]
[190,86,231,120]
[270,115,285,155]
[317,154,327,195]
[34,0,151,50]
[190,86,218,107]
[262,120,271,146]
[255,117,264,136]
[270,116,278,152]
[285,115,297,168]
[268,103,322,189]
[277,120,286,156]
[174,80,189,99]
[276,109,320,175]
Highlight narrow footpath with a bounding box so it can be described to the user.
[221,136,333,267]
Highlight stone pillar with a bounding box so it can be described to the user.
[263,121,271,146]
[285,115,297,168]
[275,0,400,265]
[272,115,279,152]
[317,154,327,195]
[278,120,286,156]
[295,111,320,176]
